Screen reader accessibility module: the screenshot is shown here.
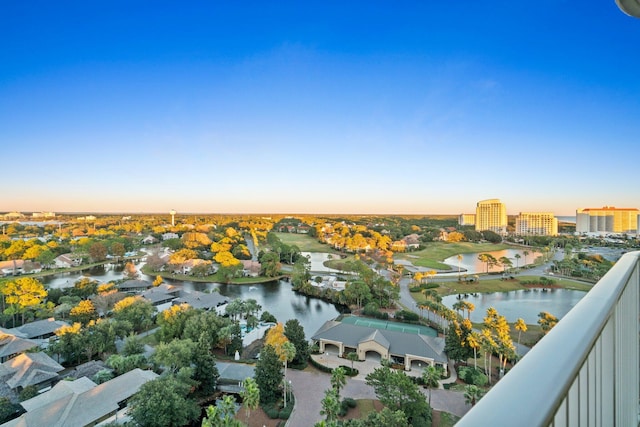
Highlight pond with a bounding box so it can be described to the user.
[441,249,542,275]
[442,288,587,324]
[301,252,342,273]
[40,263,342,338]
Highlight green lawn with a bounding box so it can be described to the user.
[437,411,462,427]
[273,232,339,253]
[324,255,359,271]
[394,242,512,270]
[141,265,283,285]
[412,275,591,299]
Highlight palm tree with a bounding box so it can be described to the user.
[523,250,530,266]
[514,253,521,270]
[320,389,341,423]
[422,365,441,405]
[464,384,483,407]
[514,318,527,348]
[346,352,359,371]
[467,331,481,370]
[462,301,475,320]
[538,311,558,334]
[452,301,465,318]
[480,329,496,383]
[499,256,512,274]
[240,377,260,423]
[281,341,296,407]
[478,254,491,273]
[457,254,463,280]
[330,366,347,399]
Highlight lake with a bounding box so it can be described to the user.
[40,263,342,338]
[442,288,587,324]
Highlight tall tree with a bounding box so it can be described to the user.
[330,366,347,400]
[2,277,47,326]
[259,252,281,277]
[128,375,200,427]
[319,388,341,424]
[112,296,154,332]
[514,318,527,348]
[365,366,431,426]
[88,242,108,262]
[421,365,441,405]
[291,257,311,290]
[240,377,260,424]
[123,261,139,279]
[193,334,219,395]
[49,322,83,364]
[151,339,196,374]
[467,331,481,370]
[284,319,309,367]
[157,303,196,342]
[69,299,98,325]
[280,341,296,408]
[346,352,359,370]
[538,311,558,334]
[254,345,283,404]
[499,256,512,273]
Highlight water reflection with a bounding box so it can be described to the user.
[301,252,342,273]
[442,288,586,324]
[40,266,341,338]
[442,249,541,275]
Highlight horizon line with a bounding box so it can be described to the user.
[0,211,579,217]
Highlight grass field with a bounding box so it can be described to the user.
[394,242,512,270]
[273,232,339,253]
[412,275,592,299]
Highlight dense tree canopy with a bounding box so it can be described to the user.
[365,366,431,426]
[128,375,200,427]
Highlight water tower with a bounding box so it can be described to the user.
[169,209,176,226]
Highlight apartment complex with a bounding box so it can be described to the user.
[458,214,476,226]
[515,212,558,236]
[475,199,507,235]
[576,206,639,234]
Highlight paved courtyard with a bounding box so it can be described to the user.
[285,353,470,427]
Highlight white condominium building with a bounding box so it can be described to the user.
[515,212,558,236]
[576,206,639,234]
[475,199,507,235]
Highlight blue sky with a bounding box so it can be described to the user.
[1,1,639,216]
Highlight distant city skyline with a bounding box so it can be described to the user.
[2,3,638,216]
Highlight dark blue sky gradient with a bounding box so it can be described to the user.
[1,2,638,214]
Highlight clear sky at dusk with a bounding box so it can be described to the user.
[1,1,639,216]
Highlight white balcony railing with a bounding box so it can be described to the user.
[457,250,640,427]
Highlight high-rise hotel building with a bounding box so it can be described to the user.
[458,214,476,226]
[475,199,507,235]
[576,206,639,234]
[515,212,558,236]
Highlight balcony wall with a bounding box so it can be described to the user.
[457,251,640,427]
